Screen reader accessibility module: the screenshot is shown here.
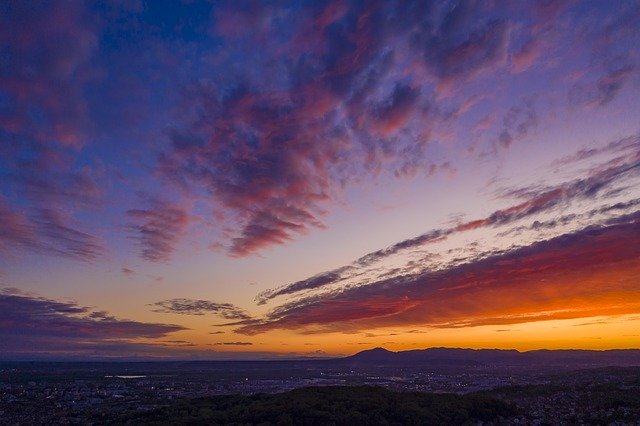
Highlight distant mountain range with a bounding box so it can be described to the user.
[339,347,640,367]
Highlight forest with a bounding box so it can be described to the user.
[121,385,516,425]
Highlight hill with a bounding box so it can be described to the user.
[340,347,640,367]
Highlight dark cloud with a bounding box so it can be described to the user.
[0,288,187,358]
[552,134,640,166]
[501,199,640,238]
[150,298,252,320]
[153,340,196,347]
[496,99,538,148]
[238,210,640,334]
[257,266,351,305]
[257,141,640,303]
[127,199,190,262]
[209,342,253,346]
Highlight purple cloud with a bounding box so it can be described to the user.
[127,199,190,262]
[157,1,530,257]
[0,2,106,262]
[0,1,97,147]
[569,61,635,107]
[1,0,637,266]
[0,199,101,261]
[0,288,187,358]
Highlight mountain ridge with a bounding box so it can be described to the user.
[340,347,640,367]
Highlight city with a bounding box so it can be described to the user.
[3,350,640,424]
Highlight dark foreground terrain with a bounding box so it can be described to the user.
[120,370,640,425]
[1,357,640,424]
[120,386,515,425]
[115,367,640,425]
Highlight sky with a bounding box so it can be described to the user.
[1,0,640,360]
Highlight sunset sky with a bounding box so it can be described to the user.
[1,0,640,360]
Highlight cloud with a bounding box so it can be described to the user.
[511,38,542,73]
[568,3,639,108]
[0,199,101,261]
[0,288,187,358]
[0,1,106,262]
[238,210,640,334]
[0,0,636,269]
[4,0,634,264]
[0,106,105,262]
[427,19,511,82]
[257,266,352,304]
[0,198,40,253]
[0,1,97,147]
[257,138,640,303]
[31,208,102,261]
[552,134,640,166]
[157,1,526,257]
[127,199,190,262]
[150,298,252,320]
[0,160,104,261]
[153,340,196,347]
[495,99,538,148]
[209,342,253,346]
[569,61,635,107]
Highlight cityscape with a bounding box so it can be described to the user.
[3,348,640,423]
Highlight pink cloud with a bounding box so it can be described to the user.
[511,38,542,73]
[239,211,640,334]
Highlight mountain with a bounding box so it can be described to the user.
[340,347,640,368]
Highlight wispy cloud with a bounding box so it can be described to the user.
[150,298,252,320]
[0,199,101,261]
[0,2,107,263]
[239,210,640,334]
[127,199,190,262]
[209,342,253,346]
[257,135,640,303]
